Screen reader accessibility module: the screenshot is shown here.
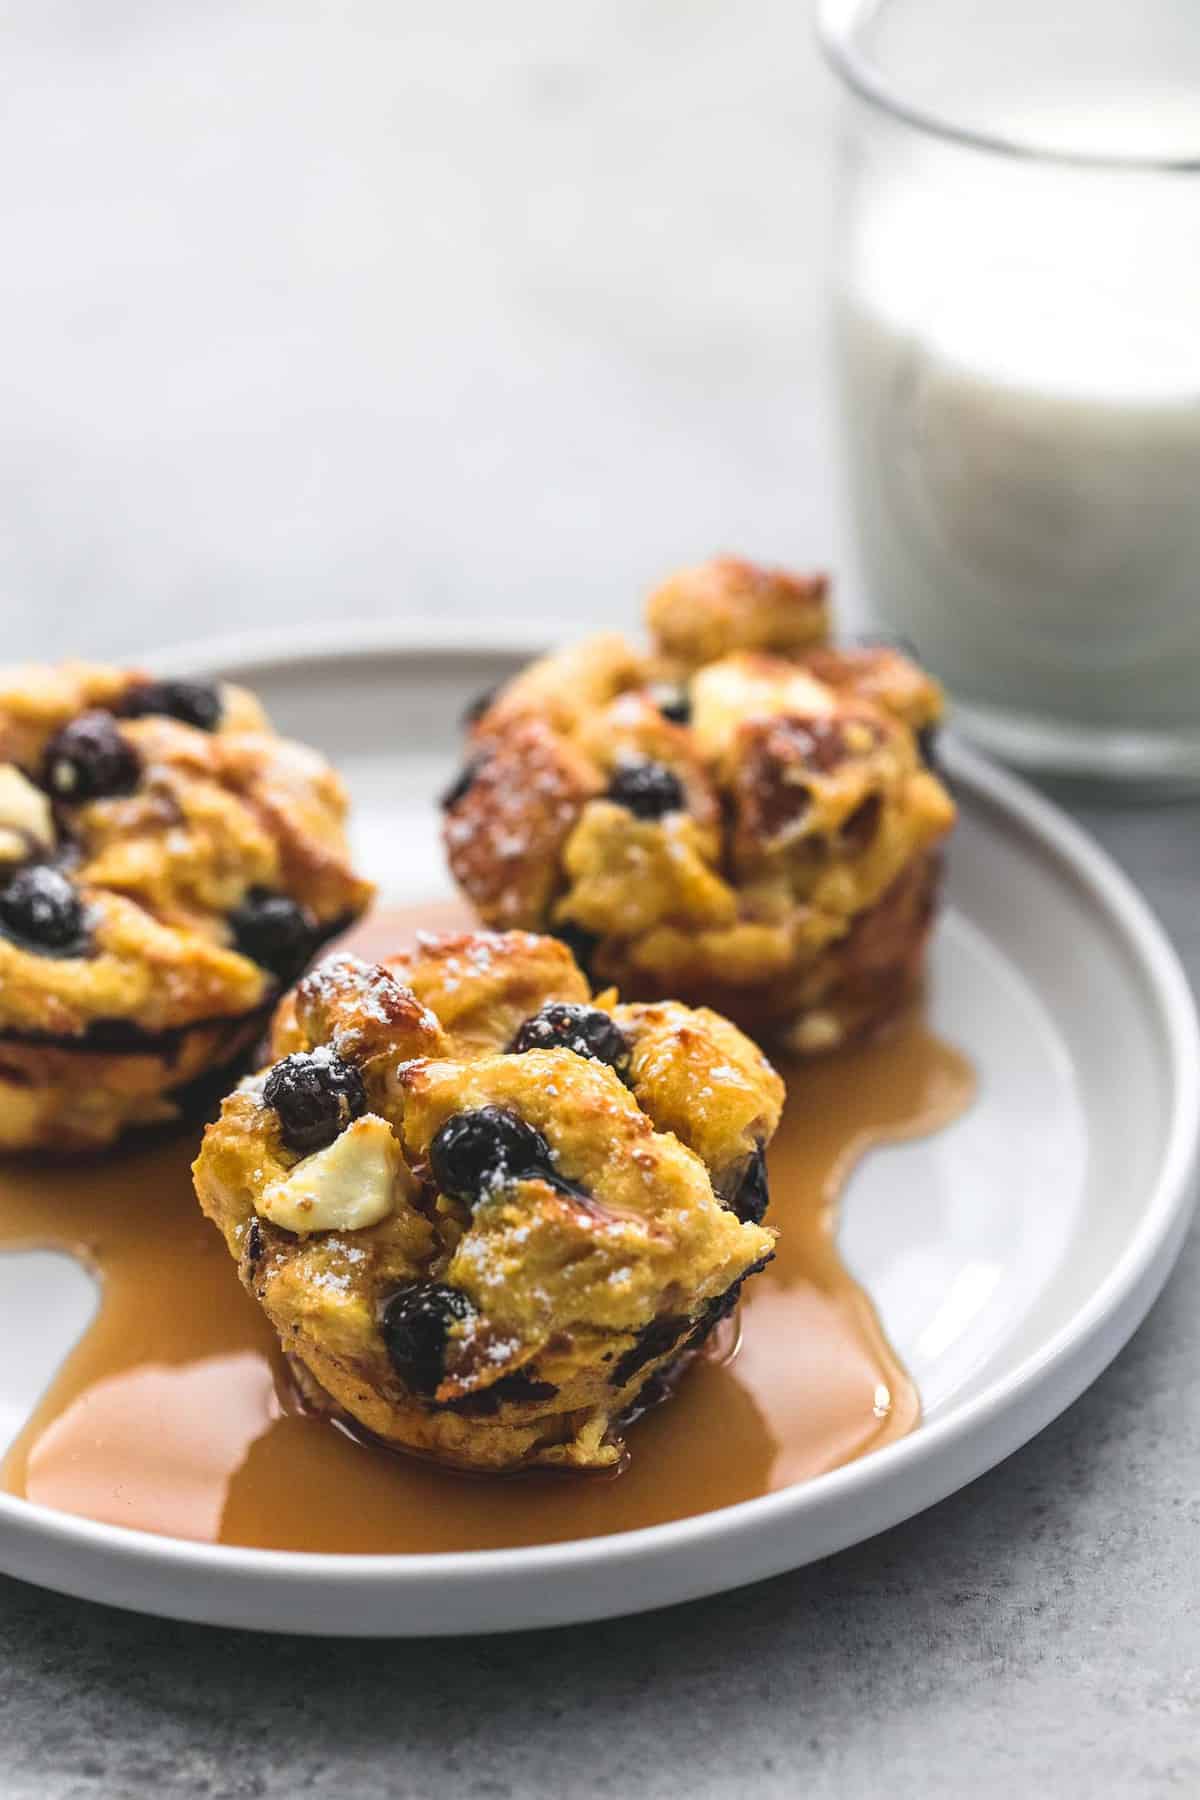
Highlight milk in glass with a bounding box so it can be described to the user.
[835,109,1200,768]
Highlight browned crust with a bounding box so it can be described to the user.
[0,662,373,1147]
[801,644,944,731]
[604,855,942,1052]
[646,555,830,666]
[443,719,602,927]
[730,709,891,862]
[193,928,780,1473]
[0,1013,265,1152]
[438,557,954,1053]
[0,666,373,1040]
[793,853,942,1047]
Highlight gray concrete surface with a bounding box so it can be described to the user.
[1,7,1198,1797]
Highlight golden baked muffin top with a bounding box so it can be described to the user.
[194,929,782,1472]
[0,662,373,1038]
[441,557,955,1043]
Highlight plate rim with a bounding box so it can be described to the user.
[1,627,1196,1624]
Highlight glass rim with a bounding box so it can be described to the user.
[816,0,1200,173]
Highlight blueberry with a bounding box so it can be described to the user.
[382,1282,475,1396]
[723,1143,770,1225]
[606,759,685,820]
[0,864,88,955]
[42,711,141,803]
[510,1002,629,1072]
[430,1105,554,1203]
[262,1050,366,1155]
[230,888,317,981]
[121,678,223,732]
[439,754,488,812]
[649,683,691,726]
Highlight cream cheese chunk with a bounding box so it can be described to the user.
[0,764,54,863]
[258,1113,410,1235]
[689,656,833,765]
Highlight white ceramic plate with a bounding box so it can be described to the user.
[0,631,1195,1636]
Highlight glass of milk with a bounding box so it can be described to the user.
[821,0,1200,783]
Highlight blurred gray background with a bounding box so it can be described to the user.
[1,1,837,662]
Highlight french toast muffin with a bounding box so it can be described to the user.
[193,929,782,1473]
[442,556,955,1053]
[0,662,373,1151]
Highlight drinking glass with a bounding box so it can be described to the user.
[821,0,1200,784]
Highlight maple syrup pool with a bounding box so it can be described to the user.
[0,907,973,1553]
